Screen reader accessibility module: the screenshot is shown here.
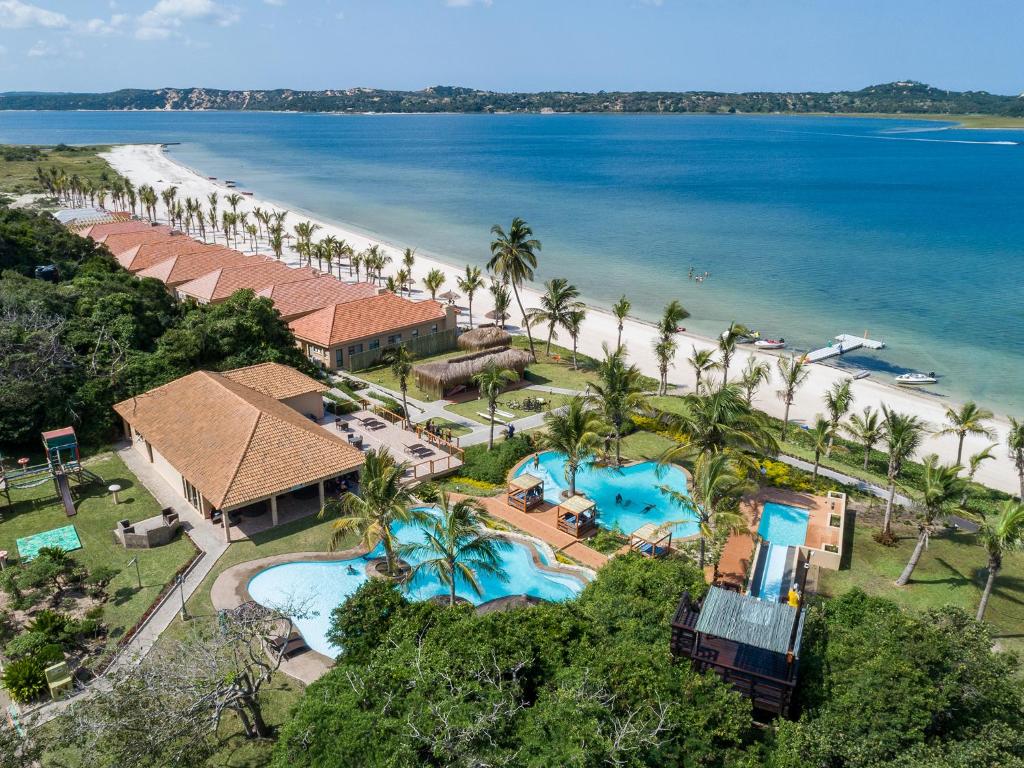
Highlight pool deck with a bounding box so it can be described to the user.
[453,494,609,571]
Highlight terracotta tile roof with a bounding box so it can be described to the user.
[221,362,329,400]
[75,220,160,240]
[255,277,379,321]
[135,247,253,286]
[113,369,363,510]
[288,292,447,348]
[101,230,180,258]
[117,237,231,274]
[176,260,321,303]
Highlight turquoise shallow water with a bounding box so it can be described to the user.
[758,502,811,547]
[514,450,697,537]
[1,111,1022,411]
[246,510,584,656]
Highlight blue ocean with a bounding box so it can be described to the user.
[1,111,1021,412]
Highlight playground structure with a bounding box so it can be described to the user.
[0,427,100,518]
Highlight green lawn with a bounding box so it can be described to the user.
[444,390,574,426]
[416,417,473,438]
[0,452,196,650]
[619,430,677,462]
[818,509,1024,656]
[0,144,118,198]
[355,346,468,403]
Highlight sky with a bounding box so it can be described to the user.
[0,0,1021,95]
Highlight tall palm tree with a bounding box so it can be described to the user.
[488,218,541,355]
[880,407,928,540]
[687,347,718,395]
[472,362,518,450]
[564,307,586,370]
[775,355,809,439]
[653,337,677,398]
[739,357,770,407]
[938,401,995,466]
[423,268,446,300]
[268,224,284,260]
[225,192,243,217]
[659,385,778,462]
[318,448,419,576]
[976,501,1024,621]
[717,322,750,387]
[160,185,178,223]
[843,406,883,470]
[456,265,485,328]
[895,456,967,586]
[401,490,510,607]
[962,443,997,505]
[611,295,630,351]
[587,344,647,466]
[808,416,831,482]
[539,396,604,497]
[528,277,583,356]
[658,451,747,573]
[402,247,416,275]
[1008,417,1024,500]
[489,279,512,329]
[383,345,415,422]
[823,379,854,456]
[206,192,219,228]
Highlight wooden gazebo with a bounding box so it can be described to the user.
[507,473,544,512]
[670,587,805,717]
[629,523,672,558]
[556,494,597,538]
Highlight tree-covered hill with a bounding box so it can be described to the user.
[1,81,1022,115]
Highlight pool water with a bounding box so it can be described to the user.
[757,502,811,547]
[247,508,586,656]
[514,451,697,537]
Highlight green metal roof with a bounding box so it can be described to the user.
[694,587,802,656]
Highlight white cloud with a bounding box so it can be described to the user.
[27,38,55,56]
[136,0,240,40]
[0,1,69,29]
[83,13,128,35]
[135,24,171,40]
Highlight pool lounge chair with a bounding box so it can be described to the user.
[267,629,308,659]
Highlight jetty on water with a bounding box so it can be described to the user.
[803,334,885,363]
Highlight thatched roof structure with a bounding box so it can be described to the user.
[413,346,534,398]
[457,326,512,352]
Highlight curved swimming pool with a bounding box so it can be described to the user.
[247,509,588,656]
[513,451,698,537]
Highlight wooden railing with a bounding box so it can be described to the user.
[370,404,464,457]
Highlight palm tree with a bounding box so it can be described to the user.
[456,265,485,328]
[895,456,967,586]
[318,448,419,576]
[225,192,243,217]
[423,268,446,300]
[401,490,510,607]
[1008,417,1024,500]
[160,186,178,223]
[775,355,809,439]
[539,396,603,498]
[976,501,1024,621]
[587,344,647,466]
[687,347,718,395]
[564,307,586,370]
[880,407,928,540]
[823,379,854,456]
[472,362,518,450]
[653,300,688,396]
[489,279,512,329]
[268,225,284,260]
[962,443,997,505]
[717,322,750,387]
[206,191,219,227]
[658,451,747,573]
[739,357,770,407]
[808,416,831,482]
[383,345,415,423]
[659,385,779,461]
[488,218,541,356]
[612,295,630,350]
[653,338,677,397]
[843,406,882,470]
[938,401,995,466]
[528,278,583,356]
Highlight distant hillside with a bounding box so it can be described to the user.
[2,81,1022,116]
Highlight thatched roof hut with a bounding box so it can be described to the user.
[413,346,534,398]
[457,326,512,352]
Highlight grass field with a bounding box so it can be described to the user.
[0,144,119,198]
[0,452,196,650]
[444,389,574,426]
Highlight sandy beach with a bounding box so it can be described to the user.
[102,143,1021,496]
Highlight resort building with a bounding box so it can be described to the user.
[74,219,163,240]
[135,247,255,288]
[288,292,457,371]
[100,229,180,260]
[255,278,380,322]
[113,362,363,542]
[116,238,232,274]
[174,260,322,304]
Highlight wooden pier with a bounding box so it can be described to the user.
[803,333,885,363]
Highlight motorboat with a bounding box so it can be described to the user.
[848,369,870,380]
[754,338,785,350]
[895,371,937,386]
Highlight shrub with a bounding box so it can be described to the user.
[325,397,359,416]
[589,528,627,555]
[326,580,410,664]
[458,434,534,485]
[375,395,405,418]
[27,610,72,643]
[5,631,50,660]
[85,566,119,599]
[1,657,47,703]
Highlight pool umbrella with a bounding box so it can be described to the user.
[438,290,461,302]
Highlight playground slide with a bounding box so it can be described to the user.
[56,471,76,517]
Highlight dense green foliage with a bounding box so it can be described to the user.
[456,434,534,485]
[0,205,316,452]
[2,82,1022,116]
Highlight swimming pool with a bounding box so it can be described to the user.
[758,502,811,547]
[514,451,697,537]
[247,509,587,656]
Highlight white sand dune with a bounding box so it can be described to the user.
[103,143,1022,496]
